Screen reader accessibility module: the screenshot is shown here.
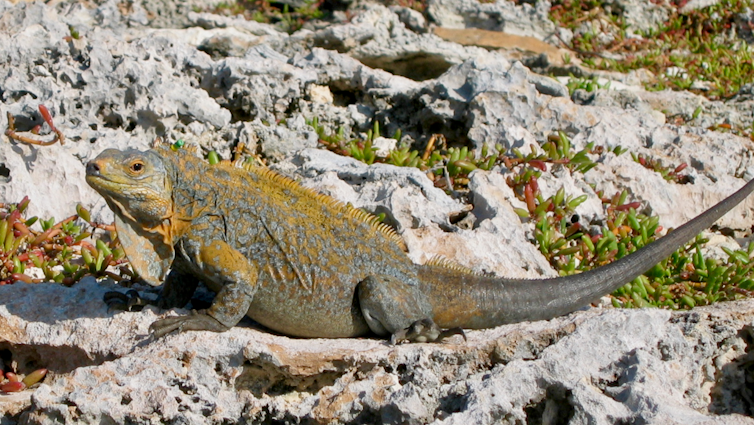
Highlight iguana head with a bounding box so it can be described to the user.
[86,148,175,285]
[85,148,172,224]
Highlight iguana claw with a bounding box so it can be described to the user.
[390,318,467,345]
[149,310,230,338]
[104,290,152,312]
[104,288,231,338]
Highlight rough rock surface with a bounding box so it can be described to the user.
[2,0,754,423]
[3,279,754,424]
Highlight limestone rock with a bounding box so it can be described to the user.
[2,0,754,423]
[2,279,754,424]
[426,0,562,42]
[312,3,497,81]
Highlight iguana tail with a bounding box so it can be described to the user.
[421,178,754,329]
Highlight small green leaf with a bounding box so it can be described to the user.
[96,239,112,257]
[567,195,588,209]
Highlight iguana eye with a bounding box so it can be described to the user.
[129,160,145,173]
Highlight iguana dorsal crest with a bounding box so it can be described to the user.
[115,214,174,286]
[426,255,480,275]
[240,162,408,251]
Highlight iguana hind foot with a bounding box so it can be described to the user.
[358,275,465,343]
[390,318,467,344]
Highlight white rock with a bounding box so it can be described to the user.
[426,0,560,42]
[370,136,397,157]
[1,279,754,423]
[2,1,754,423]
[307,84,334,104]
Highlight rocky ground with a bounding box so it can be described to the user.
[2,0,754,423]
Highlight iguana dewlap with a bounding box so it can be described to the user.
[86,146,754,342]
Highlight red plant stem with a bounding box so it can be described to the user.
[615,202,642,211]
[4,110,65,147]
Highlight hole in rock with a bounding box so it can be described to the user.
[330,88,358,107]
[524,385,575,425]
[0,342,116,377]
[121,394,132,405]
[97,104,124,129]
[0,163,10,181]
[234,358,344,397]
[434,392,467,420]
[358,53,453,81]
[710,325,754,416]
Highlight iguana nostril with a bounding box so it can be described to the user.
[86,162,100,175]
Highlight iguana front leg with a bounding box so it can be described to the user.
[357,275,465,344]
[104,251,200,312]
[150,238,258,338]
[157,254,200,309]
[105,251,202,306]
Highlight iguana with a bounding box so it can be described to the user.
[86,145,754,343]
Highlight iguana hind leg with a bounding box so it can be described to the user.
[357,275,465,344]
[390,319,466,345]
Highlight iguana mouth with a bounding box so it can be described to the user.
[85,160,130,191]
[84,167,117,192]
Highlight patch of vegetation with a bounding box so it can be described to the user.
[309,118,610,193]
[631,153,691,184]
[313,120,754,309]
[0,197,131,286]
[491,132,754,309]
[209,0,324,33]
[551,0,754,100]
[565,75,611,96]
[1,367,47,394]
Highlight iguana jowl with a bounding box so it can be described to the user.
[86,146,754,342]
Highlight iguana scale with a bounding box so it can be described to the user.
[85,146,754,342]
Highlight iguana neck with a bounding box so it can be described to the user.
[162,151,213,242]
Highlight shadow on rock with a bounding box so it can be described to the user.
[0,277,125,375]
[710,324,754,416]
[0,276,120,324]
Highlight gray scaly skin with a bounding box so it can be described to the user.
[85,146,754,342]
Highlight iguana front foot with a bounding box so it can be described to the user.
[390,318,467,344]
[149,310,230,338]
[104,290,154,312]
